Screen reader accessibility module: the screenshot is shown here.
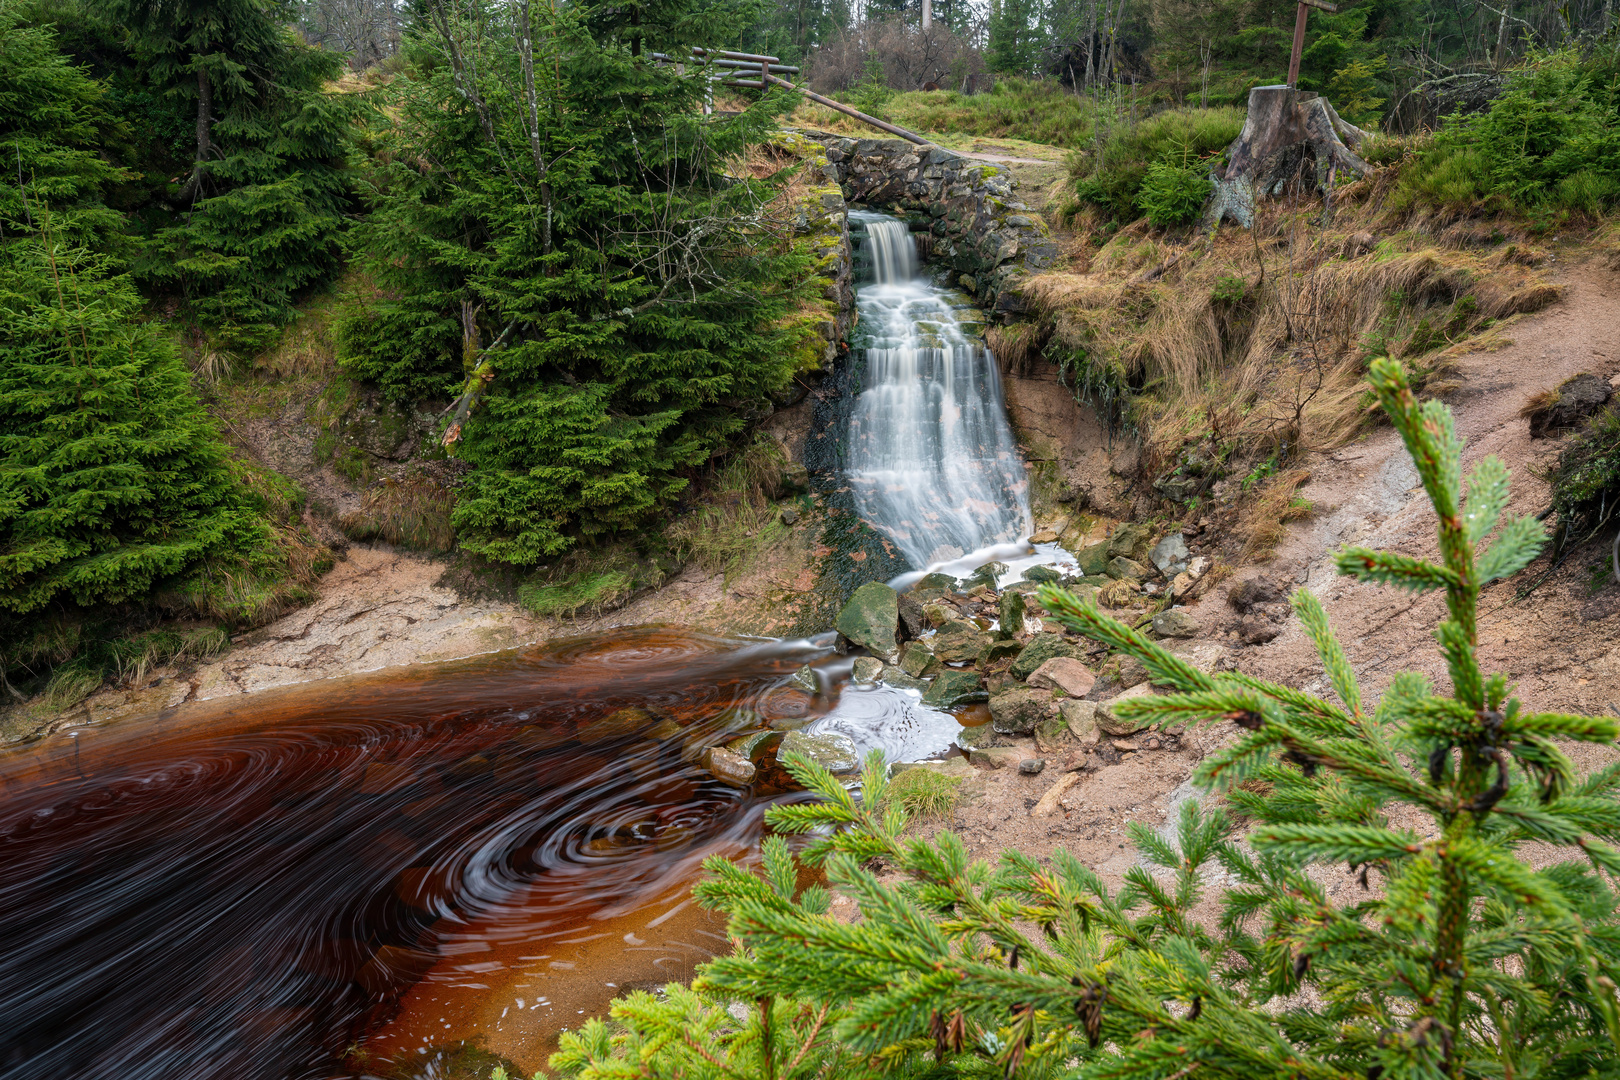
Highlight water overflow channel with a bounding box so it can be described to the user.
[0,213,1066,1079]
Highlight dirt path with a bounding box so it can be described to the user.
[919,254,1620,887]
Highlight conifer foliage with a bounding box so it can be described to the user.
[343,0,814,562]
[553,360,1620,1080]
[0,236,259,614]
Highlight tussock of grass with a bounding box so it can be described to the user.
[884,766,963,819]
[340,471,458,551]
[519,571,638,620]
[666,435,794,576]
[1237,469,1314,562]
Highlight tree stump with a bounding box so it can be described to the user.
[1206,85,1372,228]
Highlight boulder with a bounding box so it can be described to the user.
[1059,699,1101,745]
[779,730,860,774]
[1075,542,1112,576]
[932,620,991,663]
[836,582,901,659]
[997,589,1026,637]
[1107,522,1154,562]
[922,670,987,707]
[1106,556,1151,582]
[1149,535,1190,576]
[703,746,757,787]
[851,656,884,683]
[897,594,929,639]
[1009,633,1084,681]
[912,572,960,593]
[1022,565,1063,584]
[898,640,938,677]
[1097,683,1156,736]
[990,685,1056,734]
[1027,657,1096,697]
[1151,609,1202,639]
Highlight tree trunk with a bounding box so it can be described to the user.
[175,68,212,204]
[1206,85,1371,228]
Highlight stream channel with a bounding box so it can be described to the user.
[0,213,1074,1079]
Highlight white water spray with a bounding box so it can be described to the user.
[845,212,1034,570]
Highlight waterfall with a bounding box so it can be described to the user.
[845,212,1033,570]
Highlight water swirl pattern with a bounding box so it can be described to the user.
[0,631,971,1079]
[846,212,1033,569]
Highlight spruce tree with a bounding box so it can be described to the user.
[0,232,260,614]
[553,360,1620,1080]
[343,0,814,561]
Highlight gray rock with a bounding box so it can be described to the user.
[1151,609,1202,638]
[851,656,884,683]
[1149,535,1190,576]
[780,507,800,526]
[897,593,929,639]
[1009,633,1084,681]
[788,665,819,694]
[1116,655,1150,687]
[1107,522,1154,562]
[932,620,990,663]
[1059,699,1100,743]
[978,639,1023,666]
[998,589,1026,637]
[990,685,1056,734]
[880,666,929,692]
[779,730,860,774]
[923,669,987,707]
[835,581,900,659]
[1018,757,1047,775]
[1106,556,1151,582]
[898,640,937,677]
[964,561,1009,590]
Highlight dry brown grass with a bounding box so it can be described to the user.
[1236,468,1314,562]
[339,471,458,552]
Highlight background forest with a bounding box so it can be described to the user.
[2,0,1619,709]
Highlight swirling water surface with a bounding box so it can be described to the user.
[0,629,970,1079]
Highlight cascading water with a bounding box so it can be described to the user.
[845,212,1034,571]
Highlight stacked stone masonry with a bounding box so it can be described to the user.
[792,131,1060,315]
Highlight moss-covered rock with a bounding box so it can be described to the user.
[836,581,901,659]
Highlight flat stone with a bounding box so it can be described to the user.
[1151,609,1201,639]
[1009,633,1083,681]
[970,745,1025,769]
[880,667,928,692]
[704,746,757,787]
[1027,657,1096,697]
[1150,535,1190,576]
[977,639,1023,666]
[933,621,990,663]
[1097,683,1156,736]
[990,685,1056,734]
[779,730,860,774]
[836,581,901,660]
[1018,757,1046,775]
[922,669,987,707]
